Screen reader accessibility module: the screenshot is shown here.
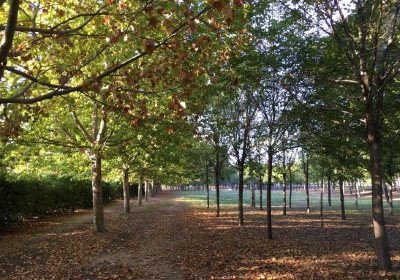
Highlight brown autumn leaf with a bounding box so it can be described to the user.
[149,17,159,27]
[144,39,156,55]
[1,191,399,280]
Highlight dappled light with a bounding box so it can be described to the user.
[0,0,399,277]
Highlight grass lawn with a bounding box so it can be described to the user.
[172,188,400,215]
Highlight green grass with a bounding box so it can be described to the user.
[172,189,400,215]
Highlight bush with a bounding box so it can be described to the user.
[0,176,122,228]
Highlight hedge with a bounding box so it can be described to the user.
[0,176,122,227]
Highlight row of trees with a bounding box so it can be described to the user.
[182,0,399,271]
[0,0,248,231]
[0,0,398,271]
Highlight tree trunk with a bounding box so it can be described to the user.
[354,181,359,210]
[282,172,287,216]
[238,164,244,226]
[367,115,392,269]
[150,180,154,198]
[320,179,324,228]
[339,178,346,220]
[383,182,390,205]
[122,165,130,213]
[327,173,332,207]
[305,162,310,213]
[138,175,143,206]
[215,151,221,217]
[216,172,220,217]
[348,181,354,196]
[387,182,393,216]
[267,149,273,239]
[259,176,263,210]
[206,162,210,209]
[206,184,210,209]
[145,180,149,201]
[289,168,292,208]
[92,154,105,232]
[251,180,255,208]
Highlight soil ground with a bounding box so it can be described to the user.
[0,190,399,279]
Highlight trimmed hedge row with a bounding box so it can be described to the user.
[0,176,122,227]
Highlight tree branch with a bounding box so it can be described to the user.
[0,0,19,79]
[0,5,213,104]
[71,109,94,143]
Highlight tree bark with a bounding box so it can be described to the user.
[238,164,244,226]
[383,182,390,205]
[251,180,255,208]
[327,172,332,207]
[320,179,324,228]
[215,151,221,217]
[289,168,293,208]
[138,175,143,206]
[92,153,105,232]
[367,106,392,270]
[145,180,149,201]
[267,148,273,239]
[216,171,220,217]
[354,181,359,210]
[259,176,263,210]
[348,181,354,196]
[206,162,210,209]
[387,182,393,216]
[0,0,20,79]
[283,172,287,216]
[122,165,130,213]
[339,178,346,220]
[150,180,154,198]
[305,160,310,213]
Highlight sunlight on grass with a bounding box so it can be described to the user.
[171,190,399,216]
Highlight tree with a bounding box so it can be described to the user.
[197,94,230,216]
[23,96,121,232]
[295,0,399,270]
[301,148,311,213]
[226,88,258,226]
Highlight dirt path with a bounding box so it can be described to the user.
[1,191,399,279]
[0,192,198,280]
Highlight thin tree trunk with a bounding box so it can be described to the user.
[305,164,310,213]
[216,172,220,217]
[348,181,354,196]
[387,182,393,216]
[138,175,143,206]
[215,151,221,217]
[339,178,346,220]
[320,178,324,228]
[383,182,390,204]
[259,175,263,210]
[267,149,273,239]
[289,168,292,208]
[150,180,154,198]
[206,162,210,209]
[92,154,105,232]
[327,173,332,207]
[238,164,244,226]
[354,181,359,210]
[145,180,149,201]
[122,165,130,213]
[283,172,287,216]
[251,180,255,208]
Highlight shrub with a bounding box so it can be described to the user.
[0,176,122,228]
